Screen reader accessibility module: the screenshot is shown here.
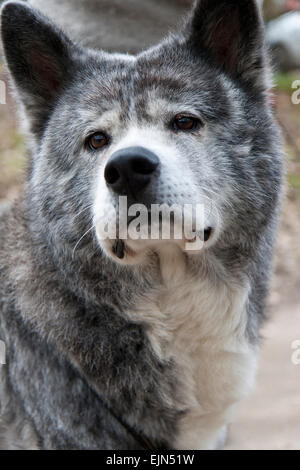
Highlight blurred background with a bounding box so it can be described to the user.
[0,0,299,450]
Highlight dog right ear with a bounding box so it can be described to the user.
[1,1,78,138]
[184,0,267,91]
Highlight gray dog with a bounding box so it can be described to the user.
[0,0,283,450]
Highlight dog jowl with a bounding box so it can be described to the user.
[0,0,283,450]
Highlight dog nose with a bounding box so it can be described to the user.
[104,146,160,197]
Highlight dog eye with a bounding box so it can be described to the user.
[172,115,201,132]
[87,132,109,151]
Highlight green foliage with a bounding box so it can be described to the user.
[288,173,300,190]
[274,73,298,94]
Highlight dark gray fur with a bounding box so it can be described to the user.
[0,0,283,449]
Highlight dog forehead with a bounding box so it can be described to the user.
[74,71,185,125]
[72,51,230,128]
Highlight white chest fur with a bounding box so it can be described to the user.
[128,245,258,450]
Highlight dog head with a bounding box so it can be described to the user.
[1,0,280,265]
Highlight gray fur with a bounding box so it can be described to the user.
[0,0,283,449]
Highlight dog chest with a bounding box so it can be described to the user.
[127,245,258,449]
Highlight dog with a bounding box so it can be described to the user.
[0,0,283,450]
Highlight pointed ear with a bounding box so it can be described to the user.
[185,0,266,89]
[1,1,78,137]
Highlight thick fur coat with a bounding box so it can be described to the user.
[0,0,283,449]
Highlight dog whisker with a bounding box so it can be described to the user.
[72,225,95,258]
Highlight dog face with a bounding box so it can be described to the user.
[1,1,281,265]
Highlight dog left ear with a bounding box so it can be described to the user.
[185,0,266,89]
[1,1,79,138]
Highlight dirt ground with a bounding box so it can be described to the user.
[0,65,300,449]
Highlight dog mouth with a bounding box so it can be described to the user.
[204,227,212,242]
[111,226,213,261]
[94,199,218,264]
[112,239,126,260]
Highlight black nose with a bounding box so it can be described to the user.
[104,146,160,197]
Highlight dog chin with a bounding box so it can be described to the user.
[98,232,215,266]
